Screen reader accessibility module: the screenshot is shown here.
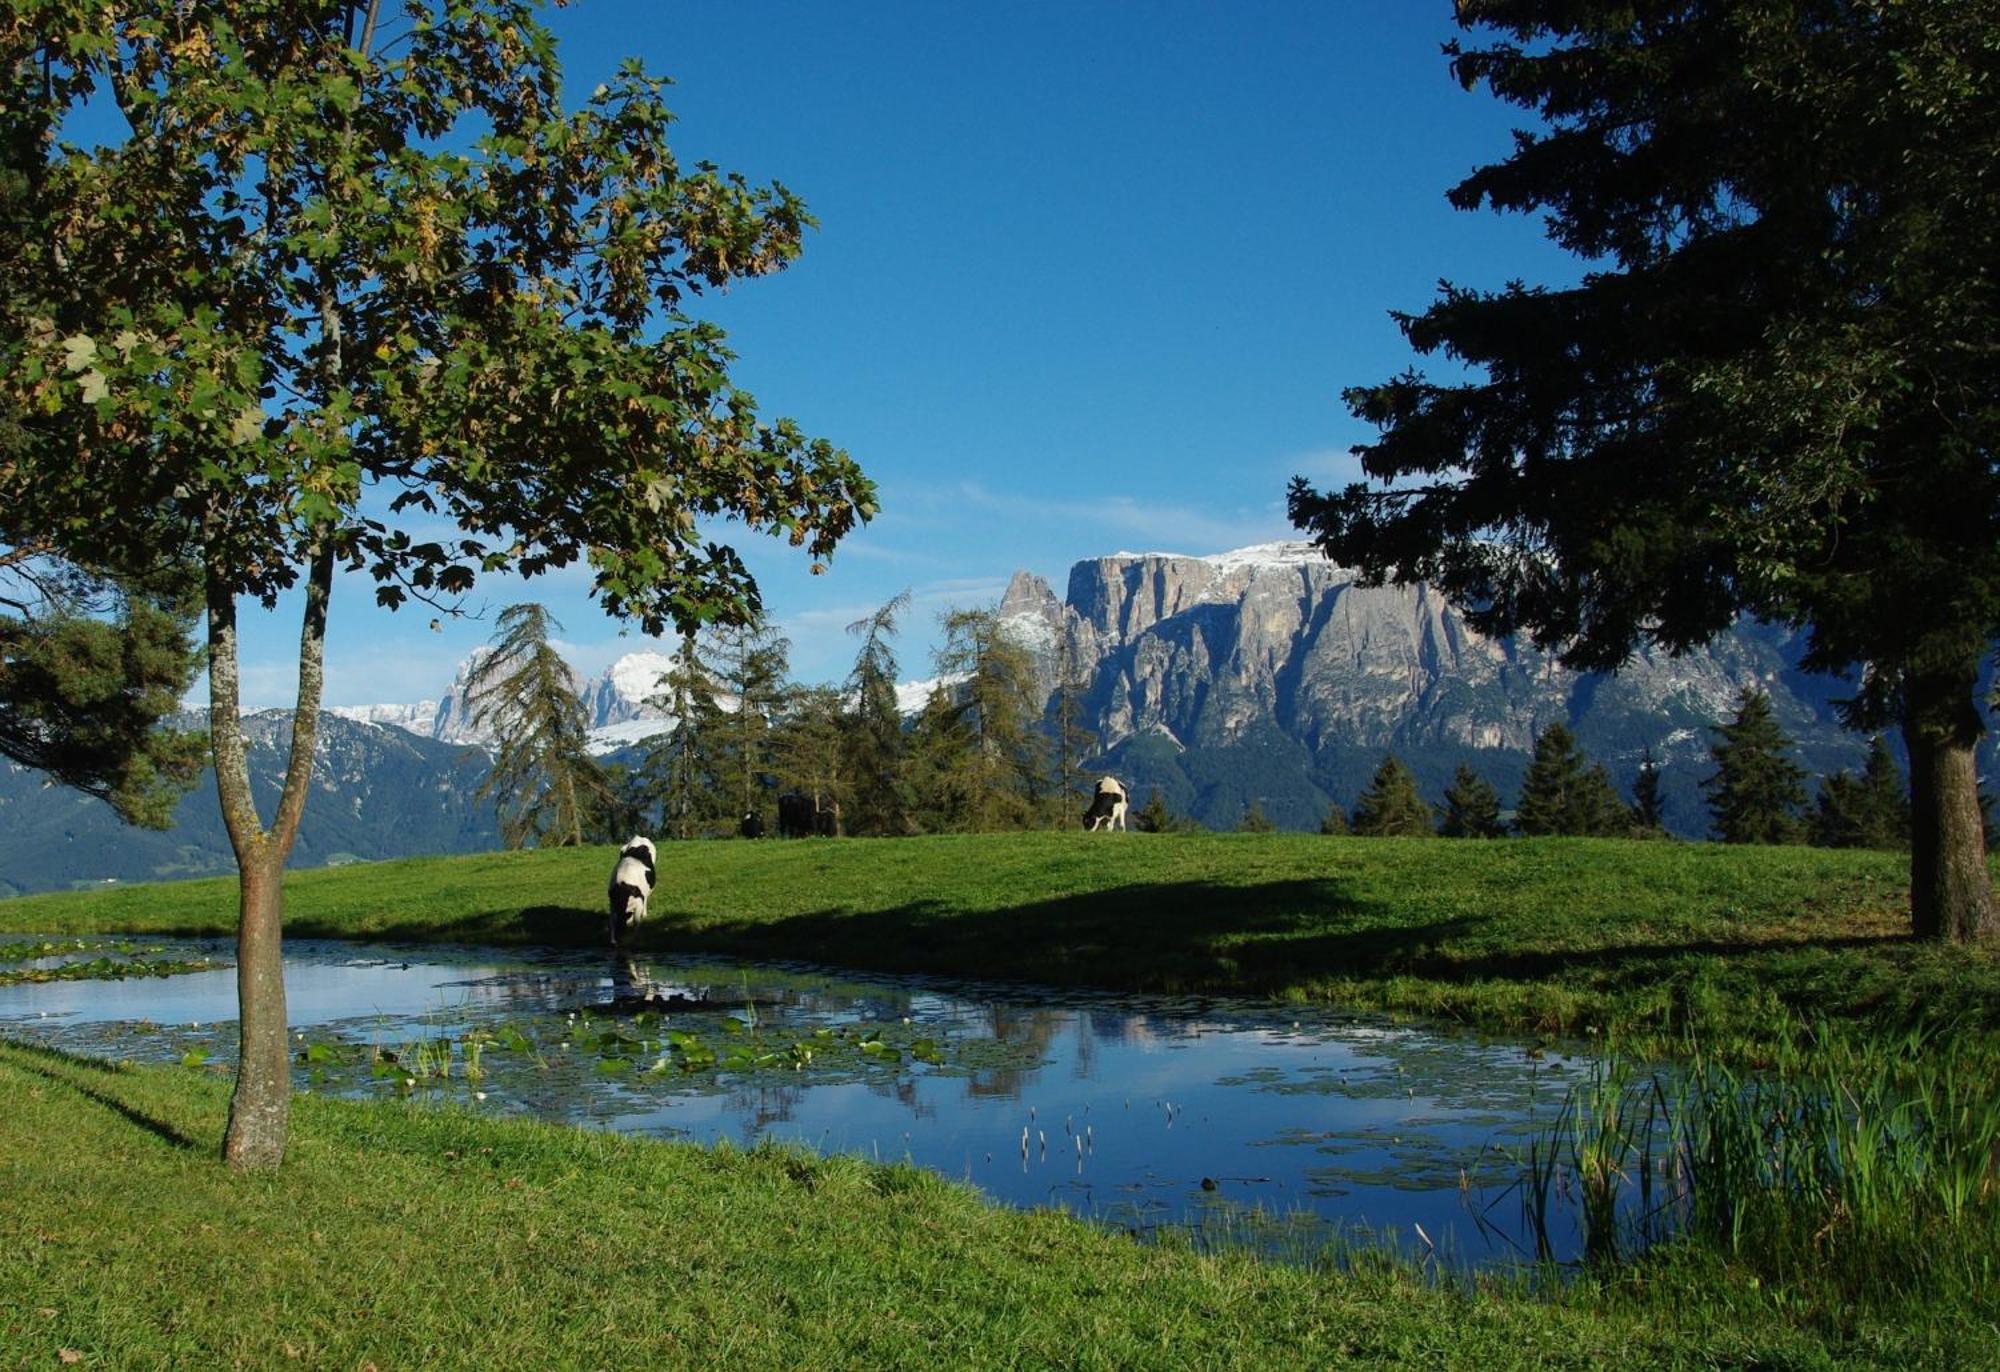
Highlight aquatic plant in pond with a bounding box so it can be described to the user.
[0,937,222,987]
[1517,1022,2000,1303]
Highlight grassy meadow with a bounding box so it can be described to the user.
[5,833,1998,1367]
[5,831,1995,1063]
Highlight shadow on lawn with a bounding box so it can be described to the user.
[330,875,1912,1001]
[0,1040,201,1151]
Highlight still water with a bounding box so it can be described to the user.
[1,938,1604,1266]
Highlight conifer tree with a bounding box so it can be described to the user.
[1810,735,1911,850]
[843,592,912,836]
[705,616,791,824]
[1705,689,1807,845]
[641,631,728,841]
[1289,1,1997,939]
[466,604,610,849]
[1439,765,1504,838]
[1319,802,1350,836]
[1515,723,1620,837]
[1351,755,1433,837]
[1048,636,1099,829]
[1135,788,1178,834]
[769,683,849,834]
[1238,800,1275,833]
[929,607,1043,831]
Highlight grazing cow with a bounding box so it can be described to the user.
[1083,776,1129,832]
[777,792,813,838]
[739,811,766,840]
[607,835,657,946]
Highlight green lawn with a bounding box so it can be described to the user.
[6,832,1995,1061]
[1,1039,1980,1370]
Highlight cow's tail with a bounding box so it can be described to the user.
[609,881,647,944]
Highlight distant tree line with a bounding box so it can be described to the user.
[474,600,1953,853]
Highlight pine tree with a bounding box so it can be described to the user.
[1439,765,1504,838]
[1318,802,1350,836]
[1631,747,1667,836]
[1705,689,1807,845]
[465,604,610,849]
[843,592,912,836]
[1238,800,1276,833]
[1351,755,1433,837]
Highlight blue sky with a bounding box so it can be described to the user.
[230,0,1573,708]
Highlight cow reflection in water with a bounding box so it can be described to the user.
[606,955,710,1013]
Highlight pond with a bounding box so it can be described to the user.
[0,937,1618,1268]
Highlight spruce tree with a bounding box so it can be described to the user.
[1289,1,1998,940]
[1351,755,1433,837]
[1514,723,1615,837]
[1810,735,1911,850]
[1238,800,1276,833]
[641,631,728,841]
[1439,765,1504,838]
[1705,689,1807,845]
[1319,802,1350,836]
[705,616,791,824]
[466,604,610,849]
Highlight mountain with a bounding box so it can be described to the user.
[329,648,678,752]
[0,713,498,897]
[995,542,1934,834]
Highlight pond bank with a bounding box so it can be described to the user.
[1,1038,1972,1369]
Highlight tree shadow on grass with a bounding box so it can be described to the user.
[0,1040,202,1151]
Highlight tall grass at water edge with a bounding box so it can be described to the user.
[1523,1022,2000,1307]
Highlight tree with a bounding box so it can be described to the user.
[1134,788,1181,834]
[843,591,911,836]
[1287,3,1996,940]
[704,615,790,824]
[1237,800,1275,833]
[0,565,205,827]
[1351,754,1433,837]
[769,683,849,833]
[466,604,609,848]
[1515,724,1623,837]
[1439,764,1504,838]
[0,2,872,1167]
[640,631,728,841]
[926,607,1043,831]
[1705,689,1807,845]
[1810,735,1911,850]
[1631,747,1667,836]
[1047,635,1098,829]
[1318,801,1350,836]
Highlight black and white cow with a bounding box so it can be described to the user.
[607,835,657,946]
[1082,776,1129,831]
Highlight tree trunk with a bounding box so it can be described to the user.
[1902,671,1995,943]
[209,541,334,1169]
[224,850,289,1168]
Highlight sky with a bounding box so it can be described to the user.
[227,0,1576,709]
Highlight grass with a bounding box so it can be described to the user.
[3,1039,1989,1370]
[5,832,1995,1065]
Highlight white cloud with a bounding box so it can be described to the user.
[955,481,1293,556]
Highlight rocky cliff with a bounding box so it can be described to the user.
[999,542,1873,833]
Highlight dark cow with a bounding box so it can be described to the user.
[607,835,657,946]
[1082,776,1129,832]
[777,792,814,838]
[739,811,766,840]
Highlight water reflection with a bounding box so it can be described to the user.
[1,937,1598,1267]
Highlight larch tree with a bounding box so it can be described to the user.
[0,0,872,1167]
[931,607,1044,831]
[704,614,789,825]
[1288,1,1997,940]
[641,630,727,841]
[1047,634,1098,829]
[842,590,910,836]
[466,602,606,849]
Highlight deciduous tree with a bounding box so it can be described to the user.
[1289,0,1996,939]
[0,1,872,1166]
